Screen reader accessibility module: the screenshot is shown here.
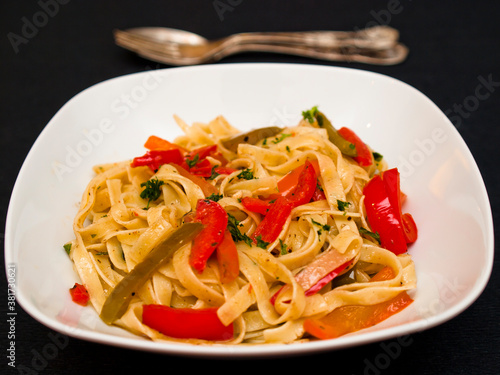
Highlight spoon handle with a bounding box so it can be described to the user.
[221,26,399,51]
[215,41,408,65]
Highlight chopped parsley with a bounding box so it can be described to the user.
[63,243,72,255]
[255,235,270,249]
[359,227,381,243]
[279,239,289,255]
[372,152,383,162]
[206,193,223,202]
[140,178,164,209]
[311,219,331,236]
[302,106,319,123]
[227,213,252,246]
[185,154,199,168]
[272,133,292,144]
[237,169,255,180]
[208,165,220,180]
[337,199,351,211]
[311,219,331,231]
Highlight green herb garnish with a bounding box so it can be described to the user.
[372,152,383,162]
[237,169,255,180]
[208,165,220,180]
[63,243,72,255]
[337,199,351,211]
[302,106,319,123]
[255,235,270,249]
[279,239,289,255]
[207,193,223,202]
[359,227,381,243]
[311,219,331,232]
[227,213,252,246]
[185,154,199,168]
[272,133,292,144]
[140,178,164,209]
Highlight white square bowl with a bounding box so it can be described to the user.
[5,63,494,358]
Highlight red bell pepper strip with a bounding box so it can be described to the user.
[303,261,350,296]
[295,245,355,294]
[172,164,219,197]
[213,166,238,175]
[144,135,187,154]
[363,172,408,255]
[241,196,272,215]
[251,161,319,246]
[311,184,326,202]
[381,168,418,244]
[185,158,213,177]
[402,213,418,244]
[131,149,184,171]
[189,199,228,273]
[271,258,351,305]
[180,145,227,177]
[142,304,233,341]
[69,283,89,306]
[381,168,402,216]
[370,266,396,282]
[252,196,293,245]
[337,127,373,166]
[216,230,240,284]
[285,160,318,207]
[303,291,413,340]
[185,144,218,161]
[278,160,320,197]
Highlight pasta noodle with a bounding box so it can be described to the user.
[67,110,417,345]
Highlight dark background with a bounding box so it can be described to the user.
[1,1,499,374]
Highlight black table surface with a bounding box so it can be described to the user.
[1,1,499,374]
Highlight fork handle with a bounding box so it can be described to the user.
[212,42,409,66]
[222,25,399,51]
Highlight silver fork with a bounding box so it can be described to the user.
[113,26,408,66]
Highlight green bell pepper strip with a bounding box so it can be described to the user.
[221,126,283,152]
[100,222,203,324]
[314,111,358,157]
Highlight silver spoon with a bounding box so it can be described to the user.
[114,26,408,66]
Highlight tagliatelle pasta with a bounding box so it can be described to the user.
[66,108,417,345]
